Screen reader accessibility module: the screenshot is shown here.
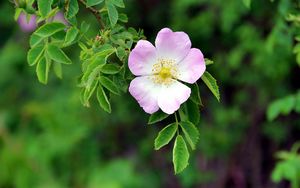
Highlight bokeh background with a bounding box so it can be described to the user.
[0,0,300,188]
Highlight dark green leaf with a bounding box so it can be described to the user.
[148,111,170,124]
[154,123,177,150]
[179,121,200,150]
[27,45,44,66]
[201,71,220,102]
[99,76,120,95]
[185,100,200,125]
[97,85,111,113]
[190,83,202,106]
[66,0,79,18]
[47,44,72,64]
[173,135,189,174]
[30,33,44,47]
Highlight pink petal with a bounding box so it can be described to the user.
[128,40,157,76]
[157,81,191,114]
[129,76,160,114]
[18,13,37,32]
[177,48,206,84]
[155,28,191,63]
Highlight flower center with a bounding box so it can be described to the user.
[151,59,179,85]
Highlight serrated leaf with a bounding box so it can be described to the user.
[154,123,177,150]
[148,111,170,124]
[87,0,104,6]
[27,45,45,66]
[36,57,51,84]
[66,0,79,18]
[47,44,72,64]
[173,135,189,174]
[179,121,200,150]
[185,100,200,125]
[100,64,120,74]
[38,0,53,18]
[99,76,120,95]
[64,27,78,46]
[190,83,202,106]
[34,22,65,38]
[97,85,111,113]
[201,71,220,102]
[106,0,118,27]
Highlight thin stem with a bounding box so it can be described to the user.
[78,0,105,29]
[175,112,179,136]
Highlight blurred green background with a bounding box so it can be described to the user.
[0,0,300,188]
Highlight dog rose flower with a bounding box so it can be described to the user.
[128,28,206,114]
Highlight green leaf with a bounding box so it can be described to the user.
[118,13,128,23]
[53,63,63,79]
[100,64,121,74]
[106,0,118,27]
[66,0,79,18]
[14,8,22,21]
[30,33,44,47]
[38,0,53,18]
[111,0,125,8]
[64,27,79,46]
[97,85,111,113]
[190,83,202,106]
[47,44,72,64]
[267,95,296,121]
[185,100,200,125]
[99,76,120,95]
[34,22,66,38]
[36,57,50,84]
[87,0,104,6]
[243,0,251,8]
[179,121,200,150]
[201,71,220,102]
[148,111,170,124]
[27,45,45,66]
[154,123,177,150]
[173,135,189,174]
[205,58,214,66]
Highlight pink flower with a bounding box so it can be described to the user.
[17,13,37,32]
[128,28,206,114]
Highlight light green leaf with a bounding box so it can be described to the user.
[27,45,45,66]
[154,123,177,150]
[100,64,121,74]
[267,95,296,121]
[243,0,251,8]
[30,33,44,47]
[14,8,22,21]
[34,22,66,38]
[97,85,111,113]
[53,63,63,79]
[205,58,214,66]
[106,0,118,27]
[47,44,72,64]
[173,135,189,174]
[99,76,120,95]
[64,27,79,46]
[118,13,128,23]
[87,0,104,6]
[148,111,170,124]
[179,121,200,150]
[38,0,53,18]
[36,57,51,84]
[201,71,220,102]
[111,0,125,8]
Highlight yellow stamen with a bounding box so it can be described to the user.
[151,59,179,85]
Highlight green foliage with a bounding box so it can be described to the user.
[179,121,200,150]
[154,123,177,150]
[272,142,300,188]
[201,71,220,102]
[148,111,170,124]
[173,135,190,174]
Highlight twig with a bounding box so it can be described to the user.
[78,0,105,29]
